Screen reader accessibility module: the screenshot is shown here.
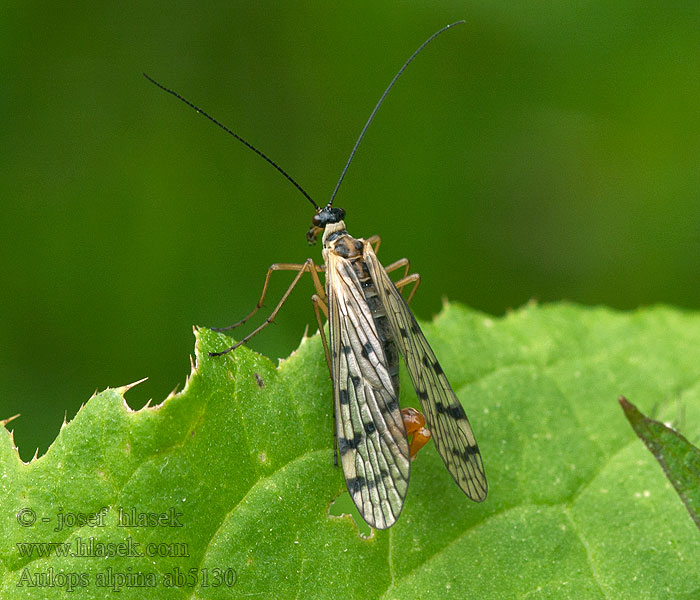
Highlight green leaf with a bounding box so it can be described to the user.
[619,395,700,532]
[1,302,700,599]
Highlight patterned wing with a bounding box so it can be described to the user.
[326,250,411,529]
[363,243,487,502]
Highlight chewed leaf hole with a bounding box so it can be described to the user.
[328,491,372,538]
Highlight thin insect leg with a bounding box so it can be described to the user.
[311,295,331,377]
[393,272,421,304]
[314,294,329,319]
[402,407,432,459]
[210,259,317,356]
[383,257,411,280]
[212,262,325,331]
[366,234,381,254]
[311,293,337,466]
[307,260,327,302]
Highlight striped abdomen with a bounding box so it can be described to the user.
[351,255,400,397]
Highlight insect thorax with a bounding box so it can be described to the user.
[324,226,364,262]
[324,220,401,401]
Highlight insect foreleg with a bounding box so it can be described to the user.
[212,261,325,332]
[209,258,323,356]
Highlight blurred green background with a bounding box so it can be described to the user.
[1,2,698,460]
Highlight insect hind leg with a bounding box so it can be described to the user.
[311,295,331,377]
[310,294,339,466]
[394,272,421,304]
[382,258,420,303]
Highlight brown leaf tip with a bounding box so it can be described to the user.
[0,413,20,428]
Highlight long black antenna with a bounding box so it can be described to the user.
[143,73,320,210]
[328,20,465,206]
